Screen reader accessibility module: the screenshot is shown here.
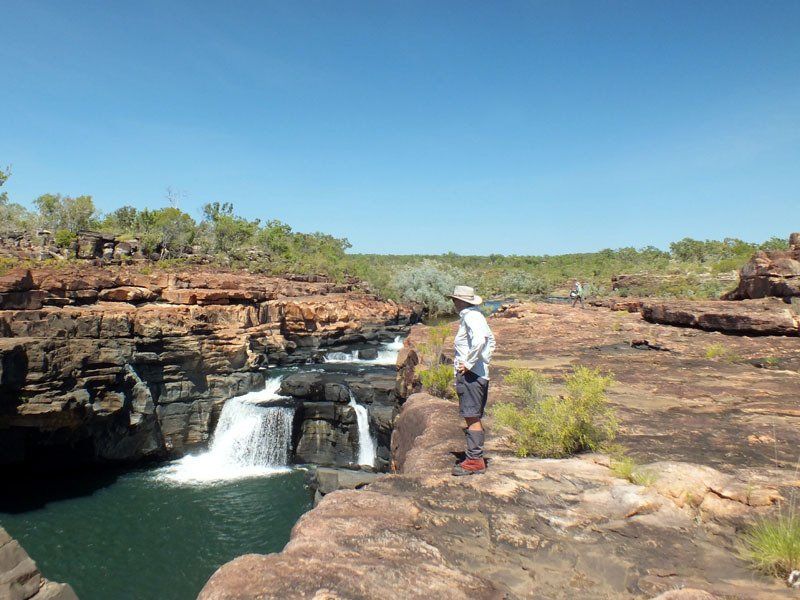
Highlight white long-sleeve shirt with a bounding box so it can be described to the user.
[453,306,496,380]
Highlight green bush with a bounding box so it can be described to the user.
[740,511,800,577]
[54,229,77,248]
[705,343,742,363]
[419,364,455,399]
[499,271,550,296]
[417,324,450,368]
[504,368,549,403]
[492,366,617,458]
[391,260,463,316]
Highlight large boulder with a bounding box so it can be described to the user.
[724,233,800,300]
[641,298,799,336]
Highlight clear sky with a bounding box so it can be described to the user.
[1,1,798,255]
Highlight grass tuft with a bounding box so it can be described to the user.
[740,512,800,578]
[610,455,657,486]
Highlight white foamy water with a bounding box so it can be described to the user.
[323,336,404,366]
[156,377,294,485]
[348,392,376,467]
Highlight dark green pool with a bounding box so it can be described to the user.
[0,466,312,600]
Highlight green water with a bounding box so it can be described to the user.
[0,466,312,600]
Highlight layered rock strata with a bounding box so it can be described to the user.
[641,297,800,336]
[0,527,77,600]
[280,369,399,471]
[0,265,414,468]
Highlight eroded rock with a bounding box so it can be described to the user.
[0,527,78,600]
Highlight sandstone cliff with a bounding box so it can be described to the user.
[0,265,414,468]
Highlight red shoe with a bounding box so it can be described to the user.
[452,458,486,476]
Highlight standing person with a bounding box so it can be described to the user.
[448,286,496,476]
[571,279,584,308]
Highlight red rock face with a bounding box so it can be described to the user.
[0,265,416,467]
[724,234,800,300]
[641,297,800,336]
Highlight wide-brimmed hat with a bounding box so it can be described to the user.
[447,285,482,306]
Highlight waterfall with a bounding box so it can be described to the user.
[386,335,403,351]
[157,377,294,484]
[348,392,376,468]
[324,336,404,366]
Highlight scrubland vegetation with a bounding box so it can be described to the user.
[492,367,618,458]
[0,169,788,311]
[417,325,456,399]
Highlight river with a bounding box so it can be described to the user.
[0,466,311,599]
[1,338,403,599]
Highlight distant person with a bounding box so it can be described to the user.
[571,280,584,308]
[448,286,496,476]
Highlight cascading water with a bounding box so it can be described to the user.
[157,377,294,484]
[348,392,376,468]
[324,336,403,365]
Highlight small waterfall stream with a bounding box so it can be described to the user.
[348,392,376,468]
[324,336,403,365]
[158,377,294,484]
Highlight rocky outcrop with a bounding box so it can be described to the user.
[0,265,415,468]
[307,466,380,505]
[201,303,800,599]
[279,369,399,471]
[724,233,800,300]
[641,298,800,336]
[0,230,142,262]
[200,394,789,600]
[0,527,77,600]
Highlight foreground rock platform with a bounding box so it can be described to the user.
[201,302,800,599]
[200,396,789,599]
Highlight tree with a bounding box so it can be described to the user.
[33,193,97,232]
[102,206,138,232]
[0,166,35,234]
[0,165,10,204]
[201,202,259,256]
[137,207,196,256]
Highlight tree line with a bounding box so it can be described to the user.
[0,167,788,309]
[0,171,351,276]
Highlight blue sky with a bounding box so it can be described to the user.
[1,1,798,254]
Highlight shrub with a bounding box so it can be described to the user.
[391,260,463,316]
[499,271,550,296]
[417,324,450,368]
[419,364,455,399]
[705,343,742,363]
[54,229,77,248]
[504,368,549,403]
[492,366,617,458]
[740,511,800,577]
